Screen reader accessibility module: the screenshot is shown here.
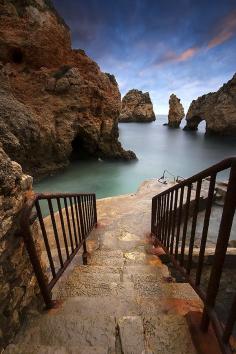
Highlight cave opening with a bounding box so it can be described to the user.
[70,134,96,161]
[10,48,23,64]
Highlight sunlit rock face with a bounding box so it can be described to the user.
[0,0,136,179]
[168,94,185,128]
[119,89,156,122]
[184,73,236,135]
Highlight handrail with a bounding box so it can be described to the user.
[153,157,236,200]
[20,192,97,308]
[151,157,236,354]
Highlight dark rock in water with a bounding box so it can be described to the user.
[163,123,168,126]
[0,0,136,179]
[119,89,156,122]
[168,94,185,128]
[184,73,236,135]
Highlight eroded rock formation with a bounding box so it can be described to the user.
[184,74,236,135]
[119,89,156,122]
[0,147,43,349]
[168,94,185,128]
[0,0,136,179]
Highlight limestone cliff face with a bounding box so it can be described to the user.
[0,0,136,178]
[168,94,185,128]
[184,74,236,135]
[0,147,43,349]
[119,89,156,122]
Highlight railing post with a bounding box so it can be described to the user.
[20,201,53,309]
[93,194,97,226]
[151,197,157,235]
[201,161,236,332]
[78,195,88,265]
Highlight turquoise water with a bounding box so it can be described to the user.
[35,116,236,197]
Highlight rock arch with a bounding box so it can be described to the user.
[184,115,204,131]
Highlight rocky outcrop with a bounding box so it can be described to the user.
[0,147,43,349]
[119,89,156,122]
[0,0,136,179]
[168,94,185,128]
[184,74,236,135]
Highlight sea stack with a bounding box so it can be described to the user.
[168,94,185,128]
[119,89,156,122]
[184,73,236,135]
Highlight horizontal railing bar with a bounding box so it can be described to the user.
[36,192,96,200]
[152,157,236,200]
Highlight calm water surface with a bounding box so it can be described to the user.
[35,116,236,197]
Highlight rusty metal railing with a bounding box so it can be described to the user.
[20,192,97,309]
[151,157,236,354]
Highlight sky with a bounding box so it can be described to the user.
[53,0,236,114]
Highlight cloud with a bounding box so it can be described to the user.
[152,10,236,67]
[207,10,236,48]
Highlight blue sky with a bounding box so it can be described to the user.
[53,0,236,113]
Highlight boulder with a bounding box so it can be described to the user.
[119,89,156,122]
[168,94,185,128]
[184,73,236,135]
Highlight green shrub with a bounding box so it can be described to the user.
[52,65,72,80]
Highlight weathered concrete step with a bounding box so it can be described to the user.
[88,249,124,267]
[123,265,170,279]
[118,316,146,354]
[134,280,201,300]
[53,296,140,317]
[5,344,109,354]
[143,314,197,354]
[67,265,122,274]
[53,275,134,298]
[124,251,161,265]
[14,314,116,352]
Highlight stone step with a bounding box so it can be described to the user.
[52,296,140,318]
[143,314,197,354]
[5,344,109,354]
[13,314,116,352]
[88,249,125,267]
[53,271,135,298]
[123,264,170,279]
[118,316,146,354]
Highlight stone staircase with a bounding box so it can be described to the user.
[5,181,202,354]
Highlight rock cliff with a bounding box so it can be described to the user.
[0,0,136,179]
[0,146,43,349]
[168,94,185,128]
[184,73,236,135]
[119,89,156,122]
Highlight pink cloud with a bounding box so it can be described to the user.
[176,47,199,61]
[207,10,236,48]
[153,10,236,67]
[154,47,199,66]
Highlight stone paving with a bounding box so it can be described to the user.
[5,180,203,354]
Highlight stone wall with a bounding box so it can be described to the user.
[0,146,43,349]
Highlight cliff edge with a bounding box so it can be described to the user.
[0,0,136,178]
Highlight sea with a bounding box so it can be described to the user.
[35,115,236,197]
